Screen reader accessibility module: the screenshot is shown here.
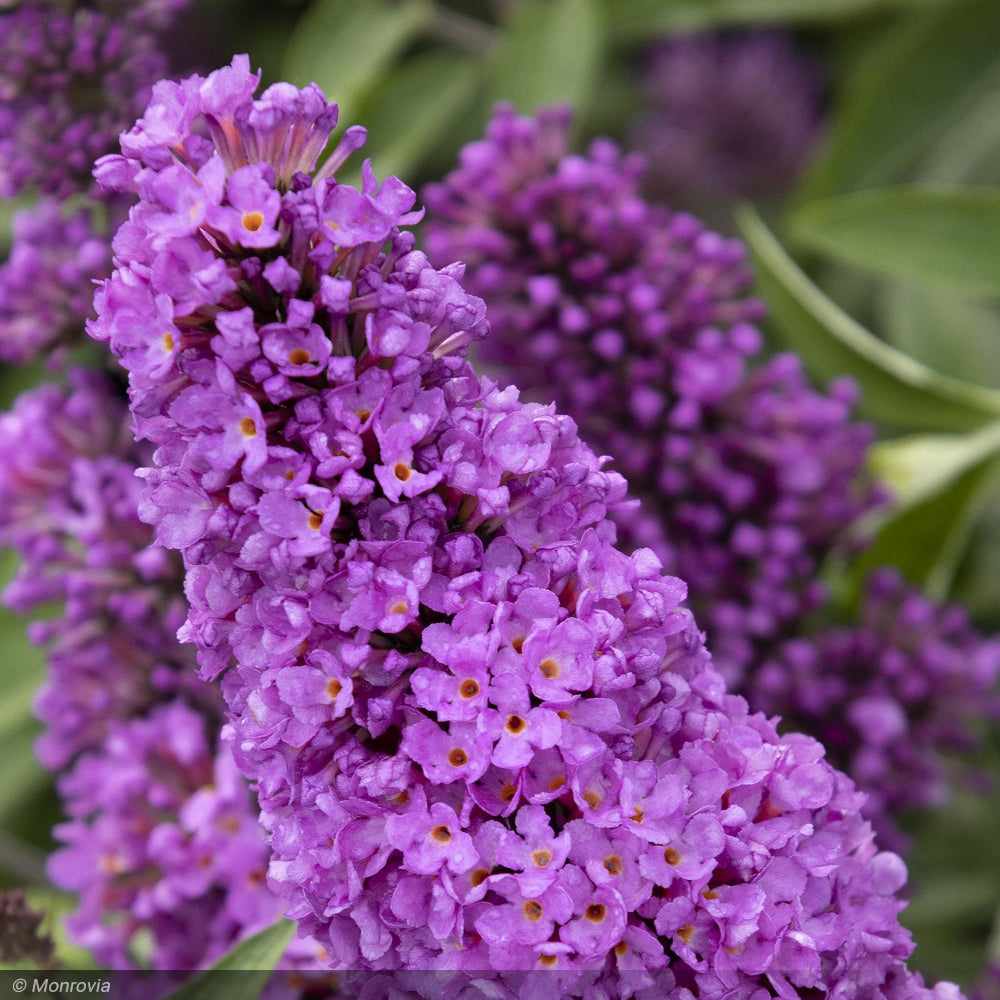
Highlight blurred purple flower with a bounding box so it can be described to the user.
[421,105,1000,853]
[752,569,1000,850]
[0,0,188,198]
[629,30,825,209]
[0,371,325,971]
[0,198,126,365]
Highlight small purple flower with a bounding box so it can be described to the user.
[386,795,477,876]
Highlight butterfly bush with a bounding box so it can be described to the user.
[751,569,1000,850]
[0,371,326,971]
[421,105,1000,851]
[84,56,964,997]
[0,0,187,199]
[0,198,124,365]
[0,0,188,364]
[422,104,881,688]
[628,30,825,208]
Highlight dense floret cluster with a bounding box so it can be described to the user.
[0,372,315,970]
[752,570,1000,850]
[629,30,824,208]
[87,57,959,997]
[422,105,881,687]
[0,0,187,198]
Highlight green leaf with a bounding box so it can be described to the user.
[0,716,47,827]
[282,0,432,124]
[918,58,1000,185]
[0,553,50,830]
[488,0,603,117]
[0,194,34,256]
[801,0,1000,200]
[792,186,1000,297]
[609,0,937,36]
[880,279,1000,389]
[989,895,1000,964]
[360,50,482,182]
[950,490,1000,620]
[735,204,1000,432]
[850,423,1000,598]
[162,920,295,1000]
[32,890,96,970]
[870,421,1000,509]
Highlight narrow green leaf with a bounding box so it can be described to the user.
[609,0,936,36]
[870,421,1000,510]
[951,492,1000,620]
[488,0,603,116]
[162,919,295,1000]
[0,194,34,256]
[361,50,482,182]
[919,58,1000,185]
[792,187,1000,297]
[880,279,1000,389]
[735,204,1000,432]
[0,551,51,826]
[282,0,432,124]
[849,424,1000,598]
[801,0,1000,199]
[0,716,46,826]
[989,896,1000,964]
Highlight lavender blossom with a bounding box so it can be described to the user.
[87,57,958,997]
[629,30,825,208]
[0,372,325,971]
[751,569,1000,851]
[422,105,882,688]
[0,0,187,198]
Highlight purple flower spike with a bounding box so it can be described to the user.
[423,105,883,688]
[90,58,959,998]
[752,569,1000,850]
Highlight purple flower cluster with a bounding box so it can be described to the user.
[0,0,187,199]
[0,0,187,364]
[88,57,957,997]
[0,198,124,365]
[0,371,322,970]
[751,569,1000,850]
[422,105,882,688]
[628,30,825,209]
